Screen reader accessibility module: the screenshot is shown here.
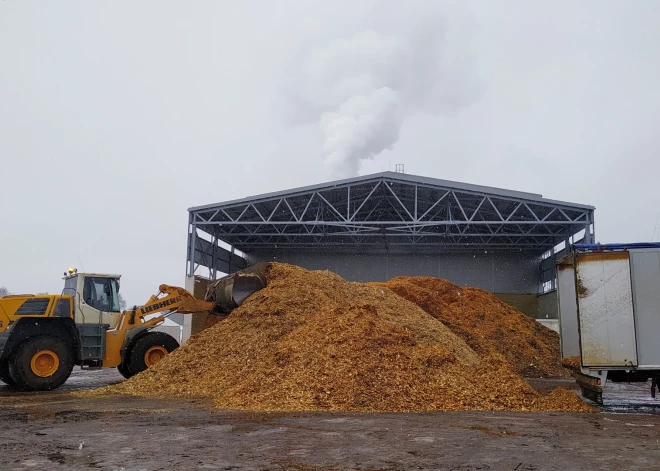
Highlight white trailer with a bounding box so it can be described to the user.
[557,243,660,404]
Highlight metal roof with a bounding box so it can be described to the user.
[62,273,122,280]
[188,172,595,254]
[189,171,594,212]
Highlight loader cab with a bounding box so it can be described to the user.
[62,272,122,328]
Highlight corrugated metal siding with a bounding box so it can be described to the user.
[250,250,540,294]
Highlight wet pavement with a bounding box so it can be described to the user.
[1,371,659,470]
[52,367,124,391]
[0,367,124,398]
[526,377,660,415]
[600,381,660,414]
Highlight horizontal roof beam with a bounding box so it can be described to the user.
[224,242,554,248]
[194,220,589,226]
[215,231,566,241]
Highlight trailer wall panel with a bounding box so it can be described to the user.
[576,252,638,367]
[630,250,660,367]
[557,261,580,358]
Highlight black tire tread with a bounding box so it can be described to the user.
[117,361,132,379]
[0,359,16,386]
[9,336,74,391]
[126,332,179,377]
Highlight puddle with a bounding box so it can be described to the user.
[590,381,660,416]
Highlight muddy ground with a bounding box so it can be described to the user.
[1,370,660,471]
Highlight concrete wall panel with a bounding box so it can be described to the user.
[538,290,559,320]
[494,294,539,318]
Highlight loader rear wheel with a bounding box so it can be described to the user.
[9,336,73,391]
[127,332,179,377]
[0,360,16,386]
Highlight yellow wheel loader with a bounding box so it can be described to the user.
[0,264,267,391]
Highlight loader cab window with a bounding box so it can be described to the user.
[83,277,120,313]
[54,298,72,317]
[63,276,77,297]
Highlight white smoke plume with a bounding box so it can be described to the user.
[291,5,483,178]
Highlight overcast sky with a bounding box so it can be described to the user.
[1,1,659,305]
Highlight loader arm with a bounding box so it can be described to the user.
[126,284,216,327]
[100,285,215,369]
[106,264,269,369]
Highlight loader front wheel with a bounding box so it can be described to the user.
[127,332,179,377]
[117,361,132,379]
[9,336,73,391]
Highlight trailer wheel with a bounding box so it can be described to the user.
[127,332,179,376]
[9,336,74,391]
[0,359,16,386]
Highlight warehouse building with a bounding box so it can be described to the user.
[181,172,594,338]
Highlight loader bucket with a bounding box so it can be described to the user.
[205,262,269,314]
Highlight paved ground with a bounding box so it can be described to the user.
[1,370,659,471]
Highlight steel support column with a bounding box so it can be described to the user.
[188,220,197,277]
[211,234,217,280]
[585,210,595,244]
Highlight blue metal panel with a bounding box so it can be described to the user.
[574,243,660,251]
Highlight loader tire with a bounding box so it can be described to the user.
[117,361,132,379]
[0,359,16,386]
[9,336,74,391]
[127,332,179,376]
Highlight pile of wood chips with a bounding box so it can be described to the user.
[541,387,593,412]
[93,263,594,413]
[372,277,571,378]
[561,356,582,372]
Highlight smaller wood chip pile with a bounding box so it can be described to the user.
[372,277,570,378]
[93,263,593,413]
[561,356,582,372]
[541,387,594,413]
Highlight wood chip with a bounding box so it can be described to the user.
[371,277,571,378]
[561,356,581,372]
[87,263,594,413]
